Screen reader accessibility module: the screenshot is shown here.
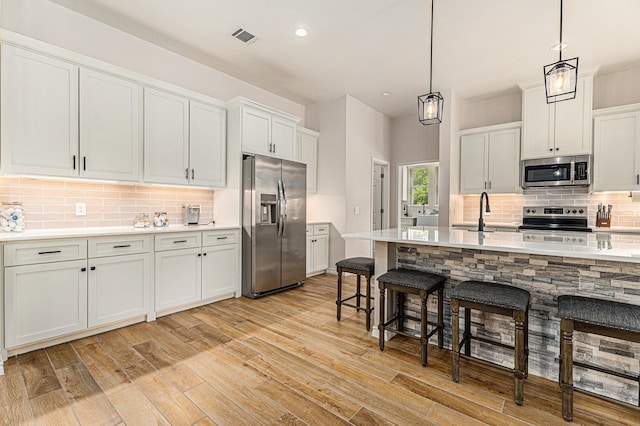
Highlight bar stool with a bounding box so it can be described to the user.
[377,268,445,366]
[336,257,375,330]
[450,280,530,405]
[558,295,640,421]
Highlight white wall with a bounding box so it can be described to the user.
[0,0,303,119]
[460,92,522,130]
[439,90,463,227]
[593,66,640,110]
[389,113,439,224]
[344,96,391,258]
[305,97,347,269]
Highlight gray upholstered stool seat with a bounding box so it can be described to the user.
[377,269,445,366]
[558,295,640,421]
[336,257,375,330]
[450,280,530,406]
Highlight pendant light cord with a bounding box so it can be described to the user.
[559,0,563,61]
[429,0,434,92]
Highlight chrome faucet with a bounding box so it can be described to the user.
[478,191,491,232]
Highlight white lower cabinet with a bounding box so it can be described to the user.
[154,229,240,315]
[306,223,329,276]
[5,259,87,348]
[155,247,202,311]
[88,253,151,327]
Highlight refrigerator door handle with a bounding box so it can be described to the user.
[281,180,288,236]
[277,179,284,237]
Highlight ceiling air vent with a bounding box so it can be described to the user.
[232,28,256,44]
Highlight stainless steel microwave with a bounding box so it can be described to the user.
[521,155,591,188]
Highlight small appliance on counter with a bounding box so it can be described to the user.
[183,204,201,225]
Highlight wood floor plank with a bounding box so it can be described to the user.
[133,340,204,392]
[94,331,156,381]
[55,363,122,426]
[134,372,205,425]
[427,403,488,426]
[0,357,33,425]
[349,407,398,426]
[188,345,270,389]
[73,342,131,395]
[270,412,307,425]
[46,343,80,370]
[139,321,199,361]
[256,379,351,425]
[17,349,61,399]
[30,388,79,426]
[222,339,260,361]
[116,323,150,347]
[109,385,170,425]
[185,382,263,426]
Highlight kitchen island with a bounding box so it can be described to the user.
[343,227,640,405]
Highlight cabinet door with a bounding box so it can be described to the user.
[79,69,142,181]
[593,112,640,191]
[88,253,151,327]
[312,235,329,272]
[298,131,318,193]
[554,77,592,156]
[521,85,554,159]
[460,133,488,194]
[190,101,226,187]
[487,128,521,193]
[202,244,238,299]
[144,88,189,184]
[5,260,87,348]
[0,44,78,177]
[155,248,201,312]
[306,236,314,275]
[271,117,296,160]
[241,106,271,155]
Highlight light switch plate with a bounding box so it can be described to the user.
[76,203,86,216]
[354,206,360,215]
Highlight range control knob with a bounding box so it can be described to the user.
[572,209,577,214]
[532,209,536,214]
[526,209,530,214]
[578,209,584,214]
[566,209,570,214]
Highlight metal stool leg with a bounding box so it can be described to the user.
[336,268,343,321]
[514,310,526,406]
[463,307,472,356]
[356,274,362,308]
[365,275,372,331]
[437,287,444,349]
[420,289,428,366]
[378,283,386,351]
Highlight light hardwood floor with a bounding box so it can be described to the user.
[1,273,639,425]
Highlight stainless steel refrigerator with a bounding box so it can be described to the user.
[242,154,306,298]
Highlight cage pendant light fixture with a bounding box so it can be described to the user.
[544,0,579,103]
[418,0,443,125]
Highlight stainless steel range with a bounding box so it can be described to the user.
[518,206,592,233]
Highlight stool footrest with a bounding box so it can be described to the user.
[573,360,640,382]
[470,335,516,352]
[341,302,374,313]
[339,294,373,304]
[459,353,515,375]
[574,387,640,410]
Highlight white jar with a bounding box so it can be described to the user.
[1,201,25,232]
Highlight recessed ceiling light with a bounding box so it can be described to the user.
[551,42,568,51]
[381,91,392,96]
[295,28,308,37]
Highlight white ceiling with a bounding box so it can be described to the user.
[51,0,640,118]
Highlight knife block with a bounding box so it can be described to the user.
[596,218,611,228]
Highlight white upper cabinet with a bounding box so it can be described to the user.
[1,44,79,177]
[297,127,319,193]
[144,87,190,185]
[593,108,640,192]
[520,74,594,159]
[145,88,227,187]
[229,98,301,161]
[189,101,226,187]
[460,124,521,194]
[79,69,142,181]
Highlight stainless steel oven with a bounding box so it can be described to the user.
[518,205,591,233]
[521,155,590,188]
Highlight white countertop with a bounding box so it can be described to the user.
[0,224,240,242]
[343,227,640,264]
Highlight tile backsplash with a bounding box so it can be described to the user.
[463,187,640,228]
[0,176,214,229]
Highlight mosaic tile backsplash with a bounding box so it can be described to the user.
[462,187,640,228]
[396,243,640,405]
[0,177,215,229]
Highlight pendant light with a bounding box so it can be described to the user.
[544,0,579,103]
[418,0,443,125]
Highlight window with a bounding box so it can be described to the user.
[410,166,429,205]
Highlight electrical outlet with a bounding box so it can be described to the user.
[76,203,87,216]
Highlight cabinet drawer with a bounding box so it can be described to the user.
[5,239,87,266]
[154,232,201,251]
[89,235,152,258]
[202,229,239,247]
[313,224,329,235]
[306,225,313,235]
